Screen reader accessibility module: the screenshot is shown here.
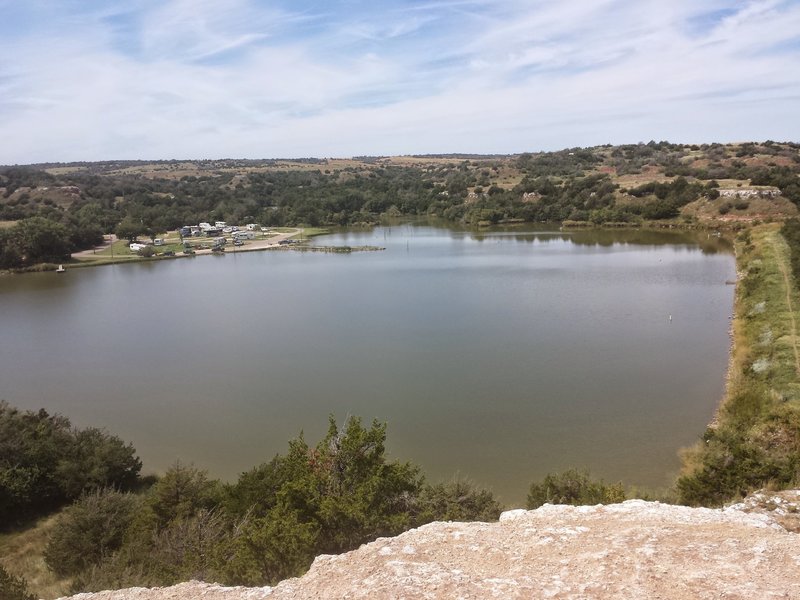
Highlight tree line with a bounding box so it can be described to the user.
[2,141,799,270]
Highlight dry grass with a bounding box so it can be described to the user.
[614,173,674,188]
[0,515,71,599]
[34,155,506,184]
[43,167,88,176]
[681,194,798,222]
[727,225,800,403]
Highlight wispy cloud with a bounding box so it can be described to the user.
[0,0,798,163]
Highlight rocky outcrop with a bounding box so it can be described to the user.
[718,187,782,198]
[58,492,800,600]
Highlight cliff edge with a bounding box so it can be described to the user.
[58,491,800,600]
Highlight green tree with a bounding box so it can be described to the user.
[147,462,222,528]
[115,217,144,243]
[0,229,23,268]
[223,416,423,583]
[9,217,72,265]
[0,402,142,527]
[55,427,142,499]
[304,416,423,554]
[0,402,74,522]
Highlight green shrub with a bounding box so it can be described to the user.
[221,505,319,585]
[676,415,800,507]
[44,489,141,577]
[0,565,34,600]
[147,462,222,528]
[414,479,501,523]
[69,501,229,592]
[720,382,771,429]
[526,469,625,509]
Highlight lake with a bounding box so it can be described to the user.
[0,223,735,504]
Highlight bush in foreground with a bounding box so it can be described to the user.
[415,479,502,523]
[0,565,35,600]
[68,417,503,591]
[44,489,141,577]
[526,469,626,509]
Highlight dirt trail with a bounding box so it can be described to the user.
[71,235,117,257]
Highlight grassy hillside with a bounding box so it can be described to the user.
[2,141,798,271]
[0,515,71,599]
[678,224,800,505]
[1,142,798,233]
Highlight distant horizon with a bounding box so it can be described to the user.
[1,1,799,164]
[3,139,798,169]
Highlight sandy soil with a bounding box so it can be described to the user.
[71,235,117,258]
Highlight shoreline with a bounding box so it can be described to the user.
[2,217,748,276]
[676,223,800,504]
[1,227,387,274]
[708,242,742,430]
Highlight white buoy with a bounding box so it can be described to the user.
[669,314,672,323]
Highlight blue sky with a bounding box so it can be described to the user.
[1,0,799,163]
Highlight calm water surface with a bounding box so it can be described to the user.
[0,224,735,504]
